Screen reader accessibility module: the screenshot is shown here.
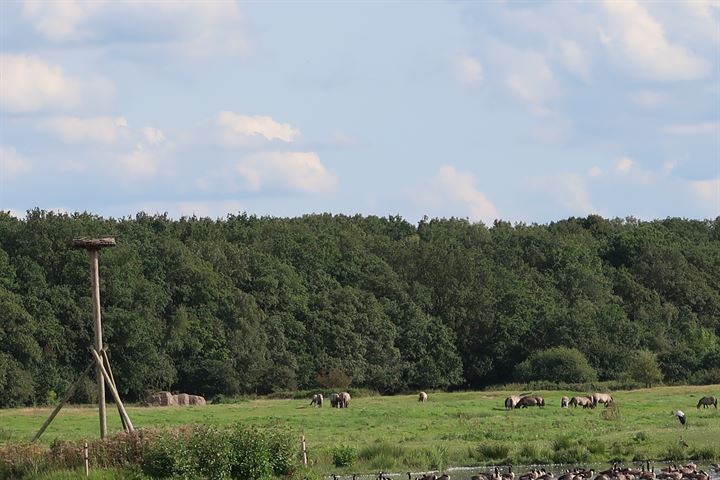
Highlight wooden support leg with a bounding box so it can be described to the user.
[90,349,134,433]
[32,360,95,442]
[101,349,128,432]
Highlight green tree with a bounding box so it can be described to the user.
[515,347,597,383]
[628,350,663,387]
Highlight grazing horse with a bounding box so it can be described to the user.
[338,391,351,408]
[569,396,593,408]
[592,393,614,408]
[516,396,539,408]
[419,391,428,402]
[505,395,521,410]
[696,396,717,409]
[310,393,323,407]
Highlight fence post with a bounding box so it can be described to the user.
[84,442,89,476]
[301,435,308,466]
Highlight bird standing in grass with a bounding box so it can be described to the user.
[672,410,687,428]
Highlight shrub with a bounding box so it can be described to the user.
[189,425,233,480]
[427,444,448,471]
[43,390,58,407]
[515,443,547,464]
[600,402,620,421]
[142,433,194,479]
[551,435,589,464]
[551,435,573,452]
[315,368,352,389]
[330,445,357,467]
[0,425,298,480]
[226,426,272,480]
[662,442,689,461]
[475,442,511,461]
[551,445,589,464]
[265,428,295,476]
[515,347,597,383]
[689,445,719,461]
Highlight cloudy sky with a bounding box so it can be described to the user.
[1,1,718,224]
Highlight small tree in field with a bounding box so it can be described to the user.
[628,350,663,387]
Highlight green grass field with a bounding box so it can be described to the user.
[1,385,718,477]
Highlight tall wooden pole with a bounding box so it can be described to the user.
[89,249,107,439]
[73,236,116,440]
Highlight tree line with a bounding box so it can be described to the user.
[0,210,718,407]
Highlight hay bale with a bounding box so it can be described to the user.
[174,393,190,406]
[145,391,176,406]
[189,395,206,406]
[161,391,176,406]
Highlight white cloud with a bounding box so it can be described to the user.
[22,1,248,57]
[420,165,500,225]
[600,0,710,81]
[39,116,129,144]
[505,51,557,116]
[0,146,31,177]
[529,173,596,215]
[630,90,667,107]
[555,39,589,79]
[119,148,157,176]
[3,54,76,112]
[22,0,97,42]
[0,54,113,113]
[663,122,720,135]
[217,112,300,145]
[690,178,720,210]
[615,157,634,174]
[613,156,656,184]
[455,54,483,85]
[141,127,166,146]
[589,166,603,177]
[235,152,336,194]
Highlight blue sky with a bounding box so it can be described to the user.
[1,1,718,224]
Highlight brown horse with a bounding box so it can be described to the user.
[516,396,539,408]
[696,396,717,409]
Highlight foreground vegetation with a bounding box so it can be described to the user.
[1,386,718,479]
[2,211,719,407]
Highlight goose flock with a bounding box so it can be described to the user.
[337,463,720,480]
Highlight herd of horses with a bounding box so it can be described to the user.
[310,392,351,408]
[310,392,717,411]
[503,394,718,410]
[504,393,613,410]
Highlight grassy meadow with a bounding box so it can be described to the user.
[1,385,718,477]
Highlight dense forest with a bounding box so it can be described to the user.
[1,210,719,407]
